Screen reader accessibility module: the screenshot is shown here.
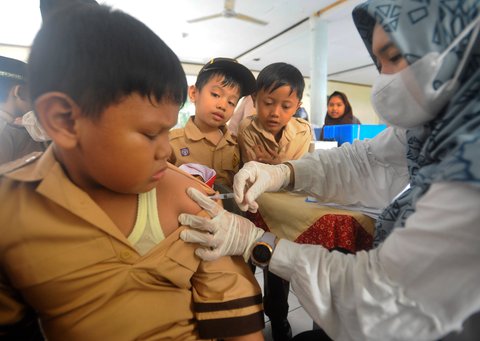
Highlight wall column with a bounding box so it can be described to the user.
[309,14,328,127]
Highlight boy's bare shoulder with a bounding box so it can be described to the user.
[158,163,216,212]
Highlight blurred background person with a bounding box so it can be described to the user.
[320,90,360,140]
[0,56,48,165]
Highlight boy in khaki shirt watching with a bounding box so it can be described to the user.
[237,62,312,340]
[169,58,256,189]
[0,4,265,341]
[238,62,312,165]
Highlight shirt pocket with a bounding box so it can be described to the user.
[161,237,200,289]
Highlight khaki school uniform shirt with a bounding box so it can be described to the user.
[0,147,264,341]
[169,116,240,188]
[238,115,313,163]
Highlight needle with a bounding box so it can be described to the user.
[208,193,235,200]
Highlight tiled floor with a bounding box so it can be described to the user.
[254,267,314,340]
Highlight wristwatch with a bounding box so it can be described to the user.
[250,232,276,268]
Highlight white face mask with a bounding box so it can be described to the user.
[371,16,480,129]
[22,111,51,142]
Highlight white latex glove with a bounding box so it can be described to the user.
[179,187,265,261]
[233,161,291,213]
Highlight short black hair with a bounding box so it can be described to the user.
[195,70,243,98]
[28,3,187,119]
[256,62,304,100]
[194,58,256,98]
[40,0,99,21]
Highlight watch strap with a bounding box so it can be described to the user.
[260,232,276,249]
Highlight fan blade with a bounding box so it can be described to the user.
[235,13,268,26]
[187,13,223,24]
[224,0,235,11]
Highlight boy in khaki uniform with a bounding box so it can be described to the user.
[169,58,256,189]
[0,4,264,341]
[238,62,312,165]
[237,62,312,340]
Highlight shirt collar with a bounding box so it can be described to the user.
[184,116,236,145]
[4,145,56,182]
[183,116,204,141]
[251,116,294,143]
[4,145,131,243]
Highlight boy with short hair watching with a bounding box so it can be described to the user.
[0,4,264,340]
[169,57,256,189]
[237,62,313,340]
[238,62,312,165]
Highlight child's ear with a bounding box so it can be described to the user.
[34,92,81,149]
[296,101,303,111]
[12,84,29,102]
[251,93,257,108]
[188,85,197,103]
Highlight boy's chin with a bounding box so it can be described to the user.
[208,120,227,128]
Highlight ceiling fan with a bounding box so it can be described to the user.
[187,0,268,26]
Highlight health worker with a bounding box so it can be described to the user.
[179,1,480,340]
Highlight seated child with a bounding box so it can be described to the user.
[169,57,256,190]
[238,62,312,165]
[0,4,264,341]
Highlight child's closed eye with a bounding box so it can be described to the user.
[142,129,167,140]
[143,133,158,140]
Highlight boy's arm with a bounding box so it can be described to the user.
[191,255,265,339]
[172,173,264,339]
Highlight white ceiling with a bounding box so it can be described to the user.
[0,0,378,86]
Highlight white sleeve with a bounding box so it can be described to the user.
[269,182,480,341]
[289,127,409,208]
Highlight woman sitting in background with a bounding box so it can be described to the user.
[320,90,360,140]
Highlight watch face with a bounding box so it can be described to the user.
[252,244,272,263]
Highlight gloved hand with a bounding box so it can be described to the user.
[233,161,291,213]
[179,187,265,261]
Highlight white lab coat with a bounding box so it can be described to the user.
[270,127,480,341]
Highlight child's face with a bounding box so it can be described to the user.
[327,96,346,119]
[70,93,179,194]
[254,85,301,136]
[190,75,241,130]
